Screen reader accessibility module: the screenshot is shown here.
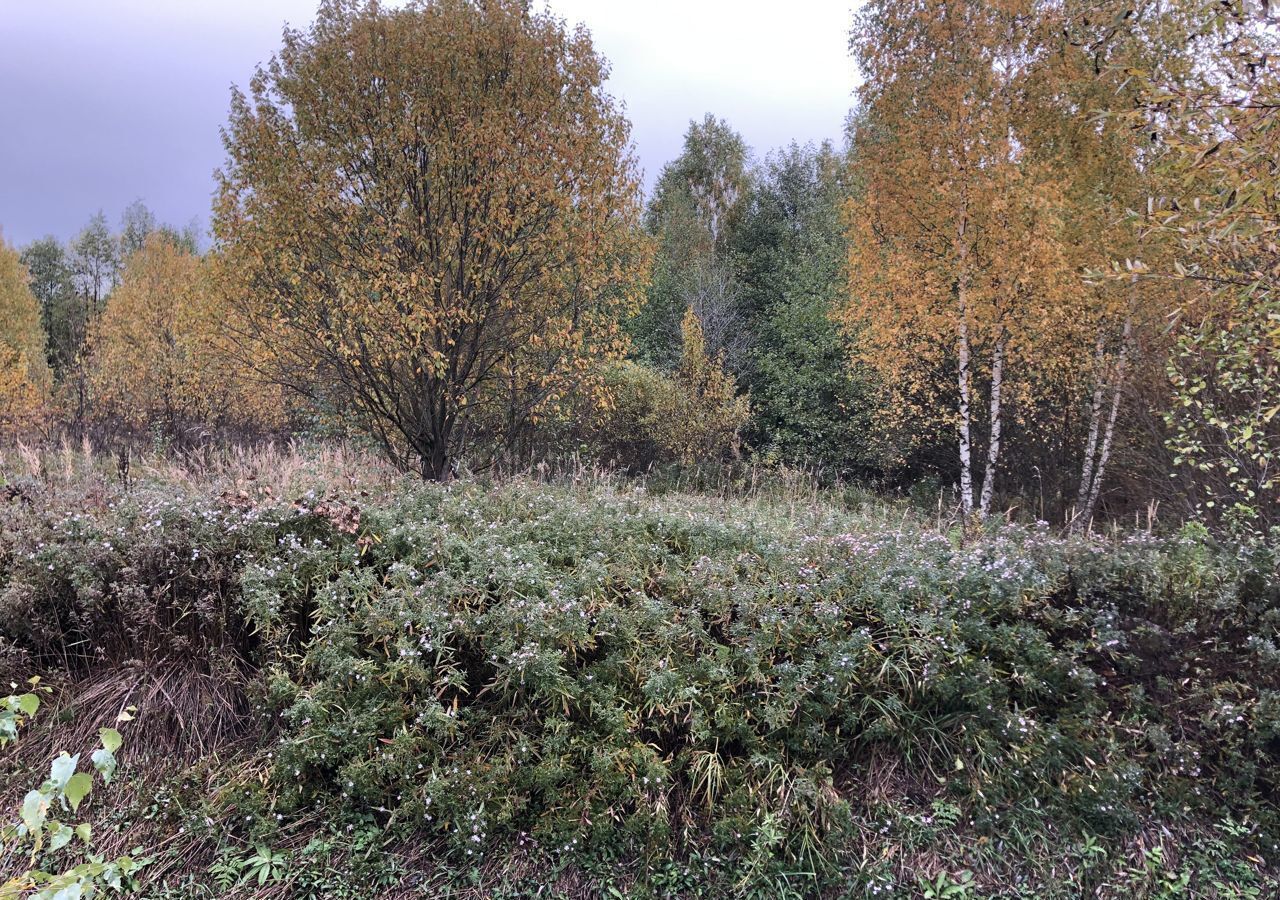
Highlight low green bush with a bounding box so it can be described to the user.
[1,468,1278,894]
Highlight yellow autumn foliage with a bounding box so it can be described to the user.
[214,0,650,478]
[0,239,52,433]
[87,234,283,439]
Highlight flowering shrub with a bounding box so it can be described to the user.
[234,484,1280,868]
[1,467,1278,891]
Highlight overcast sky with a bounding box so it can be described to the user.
[0,0,859,249]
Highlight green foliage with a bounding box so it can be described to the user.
[0,681,42,747]
[3,458,1280,893]
[1166,294,1280,529]
[730,142,874,474]
[235,480,1280,870]
[18,239,77,379]
[1,685,139,899]
[1114,1,1280,533]
[631,114,751,368]
[918,869,975,899]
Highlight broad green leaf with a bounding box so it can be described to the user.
[75,822,92,844]
[91,748,116,784]
[17,693,39,716]
[49,752,78,789]
[48,820,74,852]
[99,727,123,754]
[64,772,92,812]
[49,882,85,900]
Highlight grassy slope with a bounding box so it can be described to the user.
[1,446,1278,898]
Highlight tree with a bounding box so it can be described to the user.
[215,0,648,480]
[843,0,1087,517]
[0,240,52,433]
[646,114,751,249]
[19,237,76,377]
[87,234,283,442]
[119,200,158,258]
[70,212,119,309]
[57,212,122,437]
[1018,0,1199,529]
[119,200,201,258]
[1111,0,1280,528]
[731,142,872,475]
[651,306,750,464]
[631,115,751,369]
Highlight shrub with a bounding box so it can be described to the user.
[1,459,1278,892]
[231,483,1280,870]
[591,310,749,471]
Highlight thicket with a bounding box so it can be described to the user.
[1,450,1277,896]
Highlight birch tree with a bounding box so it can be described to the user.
[843,0,1060,517]
[87,235,284,441]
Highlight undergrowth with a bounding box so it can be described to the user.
[0,446,1277,897]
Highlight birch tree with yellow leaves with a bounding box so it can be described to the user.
[0,239,52,434]
[87,234,283,441]
[214,0,649,479]
[844,0,1073,517]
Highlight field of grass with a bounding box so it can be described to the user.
[2,444,1279,898]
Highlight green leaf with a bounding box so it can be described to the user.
[92,747,117,784]
[17,693,40,716]
[50,752,79,789]
[99,727,123,754]
[64,772,92,812]
[75,822,92,844]
[49,820,74,852]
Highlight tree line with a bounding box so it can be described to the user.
[0,0,1275,529]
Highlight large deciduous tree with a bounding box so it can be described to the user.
[215,0,648,479]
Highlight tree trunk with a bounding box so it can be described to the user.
[1083,315,1132,523]
[954,219,975,516]
[956,296,975,516]
[1075,329,1108,521]
[979,332,1006,517]
[1073,312,1133,530]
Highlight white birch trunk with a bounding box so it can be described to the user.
[1075,329,1108,523]
[955,294,975,517]
[1083,314,1133,523]
[979,332,1006,517]
[953,211,976,516]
